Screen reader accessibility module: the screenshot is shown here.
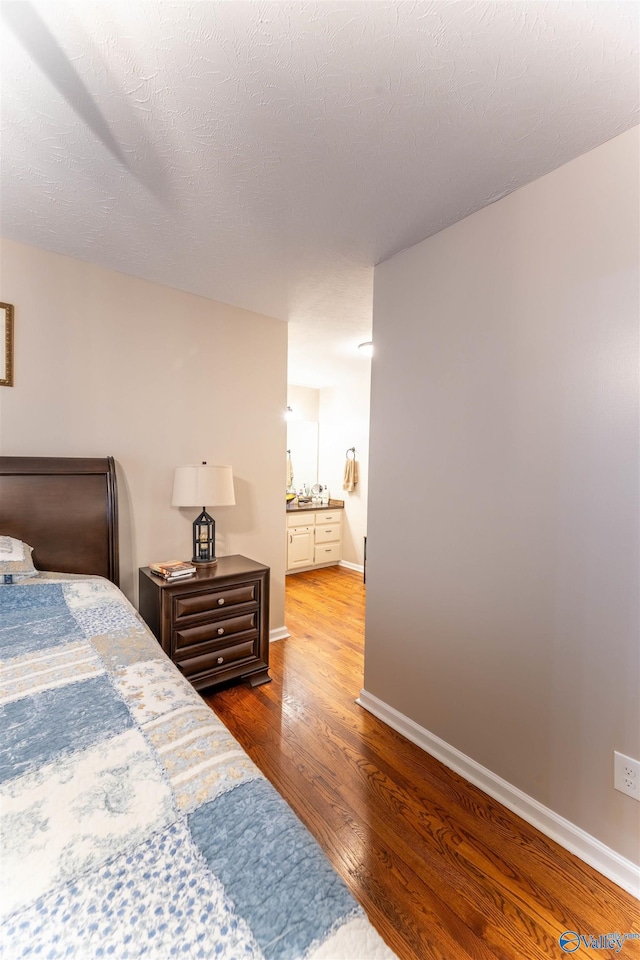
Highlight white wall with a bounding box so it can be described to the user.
[0,240,288,630]
[365,128,639,865]
[286,372,371,570]
[318,360,371,568]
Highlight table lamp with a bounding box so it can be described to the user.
[172,462,235,565]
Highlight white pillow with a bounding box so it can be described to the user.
[0,536,38,583]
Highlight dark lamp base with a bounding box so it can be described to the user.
[192,510,217,569]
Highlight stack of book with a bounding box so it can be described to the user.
[149,560,196,581]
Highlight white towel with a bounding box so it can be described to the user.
[343,458,359,492]
[286,455,294,488]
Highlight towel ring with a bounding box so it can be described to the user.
[345,447,356,459]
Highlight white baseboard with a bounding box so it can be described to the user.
[269,626,289,642]
[357,689,640,899]
[339,560,364,574]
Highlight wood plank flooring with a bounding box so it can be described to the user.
[204,566,639,960]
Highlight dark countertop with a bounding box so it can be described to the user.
[286,498,344,513]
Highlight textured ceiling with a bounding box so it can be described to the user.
[1,1,638,386]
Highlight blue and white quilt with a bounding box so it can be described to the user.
[0,574,396,960]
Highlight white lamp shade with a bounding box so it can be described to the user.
[172,464,235,507]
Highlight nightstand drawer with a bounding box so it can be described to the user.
[175,639,257,679]
[174,612,257,652]
[173,583,257,621]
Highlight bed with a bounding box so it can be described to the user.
[0,456,396,960]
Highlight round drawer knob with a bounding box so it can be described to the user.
[218,598,225,605]
[217,627,224,635]
[216,656,224,664]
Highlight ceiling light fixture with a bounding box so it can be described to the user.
[358,341,373,357]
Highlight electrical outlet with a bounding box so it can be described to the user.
[614,751,640,800]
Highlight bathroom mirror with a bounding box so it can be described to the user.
[286,420,318,492]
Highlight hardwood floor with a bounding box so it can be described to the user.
[205,566,639,960]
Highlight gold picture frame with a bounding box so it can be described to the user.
[1,302,14,387]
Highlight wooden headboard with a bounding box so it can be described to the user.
[0,456,119,585]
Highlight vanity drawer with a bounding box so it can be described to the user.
[175,639,257,679]
[173,583,257,621]
[314,542,341,564]
[173,612,257,652]
[287,512,314,529]
[315,523,341,544]
[315,511,342,525]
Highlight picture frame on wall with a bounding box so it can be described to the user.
[1,302,14,387]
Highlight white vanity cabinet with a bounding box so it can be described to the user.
[286,506,343,572]
[286,516,315,570]
[312,511,342,565]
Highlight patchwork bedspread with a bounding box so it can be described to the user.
[0,575,396,960]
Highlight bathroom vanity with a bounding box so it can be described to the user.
[285,500,344,573]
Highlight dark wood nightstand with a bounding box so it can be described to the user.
[138,555,270,691]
